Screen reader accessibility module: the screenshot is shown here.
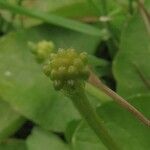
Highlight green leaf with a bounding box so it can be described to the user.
[113,15,150,97]
[66,94,150,150]
[0,23,103,132]
[0,1,108,37]
[23,0,99,17]
[88,55,110,77]
[143,0,150,12]
[24,24,101,54]
[0,139,27,150]
[65,120,107,150]
[0,98,25,141]
[52,1,98,17]
[0,0,100,28]
[0,27,79,132]
[27,127,69,150]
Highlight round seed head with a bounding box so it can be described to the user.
[73,58,84,69]
[66,49,77,59]
[37,40,55,52]
[43,48,89,90]
[68,66,77,78]
[51,59,61,68]
[61,58,70,67]
[28,40,55,63]
[58,66,67,79]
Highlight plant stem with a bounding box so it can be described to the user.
[89,71,150,127]
[68,87,121,150]
[85,83,111,103]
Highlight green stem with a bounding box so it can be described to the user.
[68,87,121,150]
[85,83,111,103]
[89,71,150,127]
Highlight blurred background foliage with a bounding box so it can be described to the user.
[0,0,150,150]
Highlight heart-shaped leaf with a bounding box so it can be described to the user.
[0,99,24,141]
[66,94,150,150]
[113,15,150,97]
[27,127,69,150]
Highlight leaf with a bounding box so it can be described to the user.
[27,127,69,150]
[0,98,25,141]
[52,1,98,17]
[143,0,150,12]
[0,27,78,132]
[0,23,103,132]
[65,120,107,150]
[23,0,99,17]
[88,55,110,76]
[66,94,150,150]
[113,14,150,97]
[0,139,27,150]
[0,0,97,28]
[23,24,101,54]
[0,1,108,37]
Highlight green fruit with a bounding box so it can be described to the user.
[43,48,89,90]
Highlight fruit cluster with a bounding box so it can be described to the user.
[43,48,89,90]
[28,40,55,63]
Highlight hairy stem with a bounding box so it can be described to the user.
[68,87,121,150]
[89,71,150,127]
